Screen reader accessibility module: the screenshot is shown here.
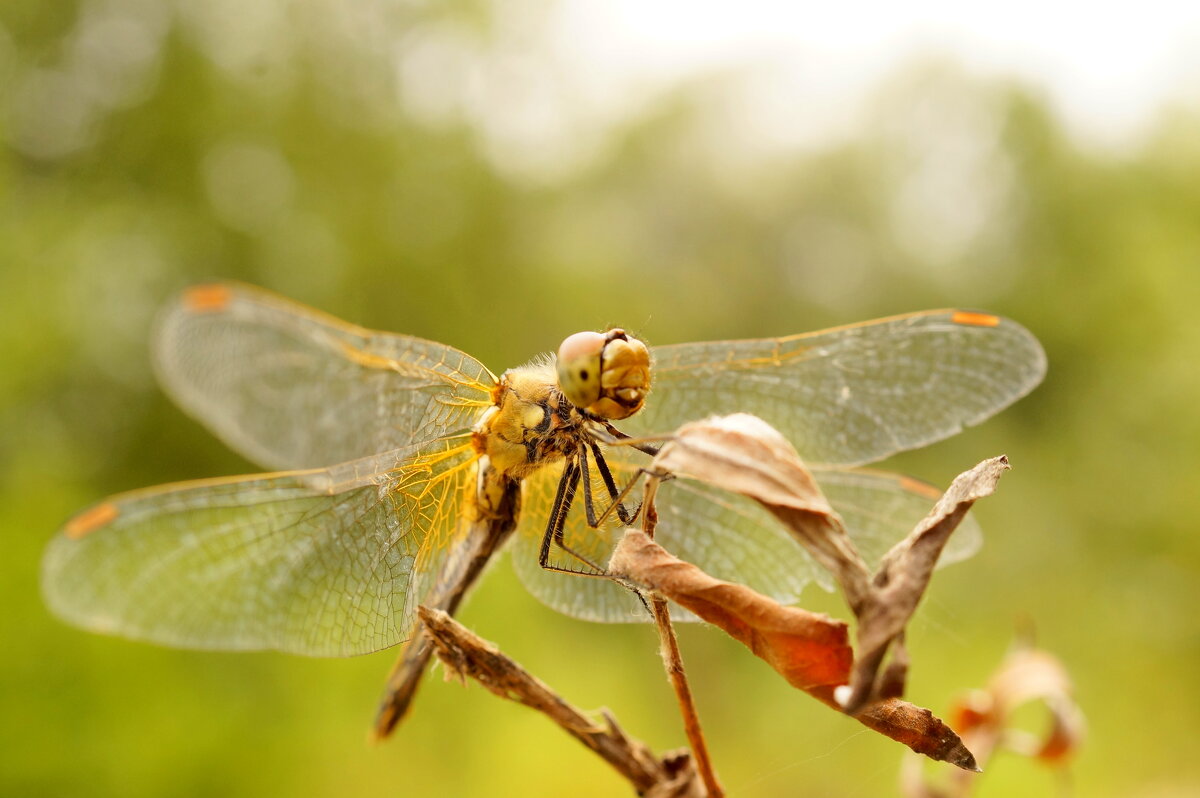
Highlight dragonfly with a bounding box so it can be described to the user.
[42,282,1046,734]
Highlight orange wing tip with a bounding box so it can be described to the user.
[183,283,233,313]
[951,311,1001,328]
[65,503,120,538]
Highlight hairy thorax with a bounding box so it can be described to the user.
[472,359,587,480]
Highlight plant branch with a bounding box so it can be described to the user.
[640,480,724,797]
[419,607,704,798]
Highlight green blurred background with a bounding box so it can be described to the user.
[3,2,1198,796]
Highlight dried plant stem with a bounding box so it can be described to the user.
[372,479,520,741]
[650,596,724,798]
[419,607,702,797]
[642,476,724,798]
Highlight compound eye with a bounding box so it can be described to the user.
[556,331,604,408]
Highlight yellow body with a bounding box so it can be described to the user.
[473,359,587,480]
[467,330,652,527]
[472,326,653,487]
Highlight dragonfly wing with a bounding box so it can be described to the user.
[651,479,817,605]
[630,310,1046,467]
[811,466,983,571]
[42,438,477,657]
[510,450,816,623]
[154,282,496,471]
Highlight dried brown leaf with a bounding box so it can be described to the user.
[651,414,1008,717]
[610,530,976,769]
[845,456,1010,714]
[631,414,1014,769]
[652,414,872,605]
[610,529,852,690]
[835,693,979,772]
[877,636,910,701]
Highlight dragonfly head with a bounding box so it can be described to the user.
[556,328,651,420]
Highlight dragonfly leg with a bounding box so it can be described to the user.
[585,445,676,530]
[538,458,577,568]
[587,442,638,525]
[585,416,662,457]
[579,445,660,532]
[539,452,654,618]
[537,458,608,576]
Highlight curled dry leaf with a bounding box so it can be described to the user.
[651,414,872,607]
[610,530,977,771]
[848,456,1010,713]
[651,413,1008,716]
[610,530,853,690]
[850,697,980,771]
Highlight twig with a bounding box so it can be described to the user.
[649,597,722,798]
[419,607,703,797]
[642,477,725,798]
[372,478,520,741]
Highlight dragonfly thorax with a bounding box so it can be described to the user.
[475,360,591,480]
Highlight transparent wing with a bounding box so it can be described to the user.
[811,467,982,572]
[511,453,982,623]
[627,310,1046,467]
[154,282,496,471]
[42,438,478,657]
